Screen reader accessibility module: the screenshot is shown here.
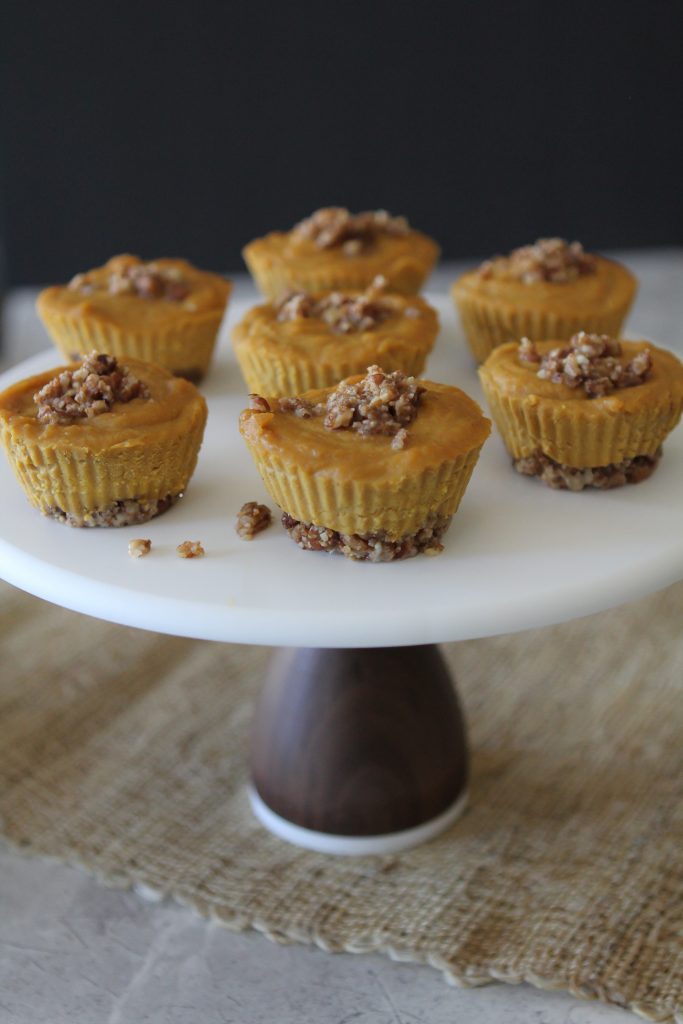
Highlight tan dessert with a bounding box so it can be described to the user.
[232,276,439,396]
[243,207,440,298]
[0,352,207,525]
[479,333,683,490]
[452,238,637,364]
[240,366,490,561]
[37,254,232,381]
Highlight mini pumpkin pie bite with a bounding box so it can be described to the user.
[0,352,207,526]
[479,333,683,491]
[37,254,232,382]
[243,207,440,299]
[239,366,490,561]
[232,276,439,397]
[452,238,637,364]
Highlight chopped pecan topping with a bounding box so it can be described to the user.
[276,276,391,334]
[391,428,408,451]
[176,540,205,558]
[323,365,424,437]
[276,396,316,417]
[282,512,449,562]
[128,538,152,558]
[248,394,272,413]
[518,336,542,364]
[479,238,597,283]
[236,501,272,540]
[522,333,652,397]
[342,238,363,256]
[292,207,409,250]
[69,261,190,301]
[34,351,149,424]
[276,292,317,321]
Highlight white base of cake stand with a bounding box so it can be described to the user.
[0,294,682,854]
[248,786,469,855]
[0,296,681,647]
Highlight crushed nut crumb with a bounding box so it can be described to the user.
[292,207,409,250]
[323,365,424,437]
[248,394,271,412]
[34,351,149,424]
[276,396,316,417]
[342,238,363,256]
[514,448,662,491]
[518,336,541,364]
[479,238,597,283]
[177,540,205,558]
[47,495,178,528]
[521,333,652,397]
[282,512,450,562]
[236,501,272,540]
[424,544,445,556]
[276,276,391,334]
[128,538,151,558]
[69,260,190,301]
[391,428,408,450]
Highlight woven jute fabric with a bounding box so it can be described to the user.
[1,578,683,1022]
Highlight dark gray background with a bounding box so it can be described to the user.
[2,0,682,285]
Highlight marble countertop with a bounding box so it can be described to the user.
[1,250,681,1024]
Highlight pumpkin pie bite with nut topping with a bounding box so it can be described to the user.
[243,207,440,299]
[232,276,439,397]
[0,352,207,526]
[37,254,232,382]
[452,239,637,364]
[479,333,683,491]
[239,366,490,561]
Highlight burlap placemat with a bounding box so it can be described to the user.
[1,578,683,1021]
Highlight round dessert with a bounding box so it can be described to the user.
[0,352,207,526]
[37,254,232,382]
[232,276,439,397]
[243,207,440,299]
[452,238,637,364]
[479,333,683,491]
[239,366,490,561]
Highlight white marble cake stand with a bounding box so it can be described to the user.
[0,296,681,854]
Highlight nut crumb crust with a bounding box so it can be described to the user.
[514,449,662,491]
[282,512,449,562]
[46,494,179,528]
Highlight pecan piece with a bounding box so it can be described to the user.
[236,501,272,540]
[177,541,205,558]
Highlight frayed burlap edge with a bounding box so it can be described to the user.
[2,578,683,1024]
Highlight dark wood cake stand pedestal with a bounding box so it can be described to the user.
[249,645,469,854]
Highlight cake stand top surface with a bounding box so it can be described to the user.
[0,294,681,648]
